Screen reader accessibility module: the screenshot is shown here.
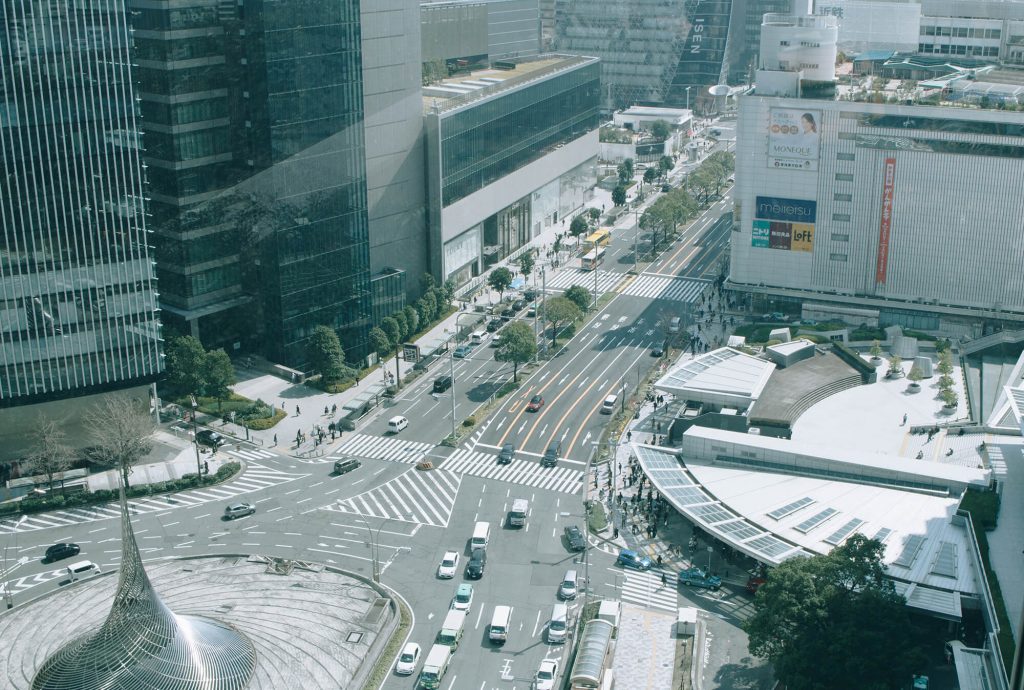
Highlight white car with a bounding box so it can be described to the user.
[394,642,420,675]
[534,659,559,690]
[437,550,460,579]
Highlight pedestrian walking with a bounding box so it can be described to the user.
[296,405,300,416]
[273,434,277,446]
[902,413,908,426]
[324,405,329,415]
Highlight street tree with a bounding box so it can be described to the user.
[86,395,155,490]
[393,310,410,342]
[204,349,236,410]
[611,185,627,207]
[165,335,207,396]
[745,534,927,690]
[622,158,634,179]
[569,214,590,238]
[420,272,436,294]
[488,267,514,302]
[403,305,420,336]
[495,321,536,382]
[368,326,391,363]
[686,169,715,204]
[518,252,535,285]
[306,325,347,384]
[23,415,73,495]
[643,167,657,186]
[544,296,583,345]
[616,162,631,185]
[564,285,592,313]
[658,155,674,178]
[587,207,601,222]
[650,119,671,141]
[380,316,403,387]
[417,291,437,324]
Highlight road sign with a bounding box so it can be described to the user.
[403,343,419,363]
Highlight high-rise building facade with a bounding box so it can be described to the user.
[0,2,162,407]
[132,0,372,365]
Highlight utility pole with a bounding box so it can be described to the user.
[449,312,475,440]
[189,395,203,476]
[634,208,640,272]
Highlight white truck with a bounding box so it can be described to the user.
[418,644,451,689]
[508,498,528,527]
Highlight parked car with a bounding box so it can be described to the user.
[563,525,586,552]
[534,659,559,690]
[451,583,474,612]
[661,184,672,193]
[453,345,472,359]
[44,543,80,563]
[437,550,460,579]
[196,430,225,448]
[466,548,487,579]
[762,312,788,322]
[526,394,544,412]
[486,318,502,332]
[395,642,421,675]
[224,502,255,520]
[498,443,515,465]
[616,549,652,571]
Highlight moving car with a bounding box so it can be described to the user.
[762,312,788,322]
[224,502,255,520]
[563,525,586,552]
[451,583,474,612]
[541,441,560,467]
[616,548,652,571]
[466,548,487,579]
[678,567,722,591]
[512,299,527,312]
[486,318,502,332]
[547,603,568,644]
[498,443,515,465]
[500,307,516,322]
[196,429,225,448]
[526,394,544,412]
[44,543,80,563]
[558,570,578,600]
[65,560,101,582]
[661,184,672,193]
[523,290,537,302]
[387,415,408,433]
[395,642,420,675]
[527,305,537,317]
[651,344,664,357]
[453,345,472,358]
[437,550,460,579]
[534,659,559,690]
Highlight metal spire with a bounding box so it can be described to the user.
[32,475,257,689]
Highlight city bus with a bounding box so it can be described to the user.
[584,228,611,247]
[581,247,605,271]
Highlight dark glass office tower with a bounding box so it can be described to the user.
[0,1,162,406]
[132,0,371,365]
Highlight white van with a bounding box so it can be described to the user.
[558,569,578,600]
[387,415,408,433]
[489,605,512,644]
[508,498,529,528]
[669,316,681,333]
[600,395,617,414]
[470,330,488,345]
[66,560,101,582]
[471,521,491,550]
[547,603,568,644]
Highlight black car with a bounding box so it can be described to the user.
[512,299,527,312]
[466,548,487,579]
[498,442,515,465]
[661,184,672,193]
[196,429,225,448]
[563,526,586,552]
[44,543,80,563]
[500,308,516,322]
[651,344,664,357]
[542,441,560,467]
[523,290,537,302]
[486,318,502,333]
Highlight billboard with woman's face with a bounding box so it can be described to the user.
[767,108,821,170]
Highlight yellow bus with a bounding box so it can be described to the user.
[584,228,611,247]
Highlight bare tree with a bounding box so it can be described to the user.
[86,395,155,490]
[22,415,73,495]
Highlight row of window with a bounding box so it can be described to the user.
[918,44,999,56]
[921,26,1000,39]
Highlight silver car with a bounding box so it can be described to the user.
[224,502,255,519]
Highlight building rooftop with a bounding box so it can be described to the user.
[422,54,598,115]
[654,347,775,409]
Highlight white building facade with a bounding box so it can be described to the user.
[728,94,1024,334]
[813,0,921,54]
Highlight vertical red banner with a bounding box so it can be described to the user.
[876,158,896,285]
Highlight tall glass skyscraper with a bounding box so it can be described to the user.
[0,2,162,406]
[132,0,372,364]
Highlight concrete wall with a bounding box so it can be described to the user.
[362,0,429,297]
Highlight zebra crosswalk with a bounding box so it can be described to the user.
[618,568,679,613]
[619,274,709,303]
[330,434,434,464]
[442,448,583,494]
[323,468,461,527]
[225,447,278,462]
[542,268,626,295]
[0,462,306,535]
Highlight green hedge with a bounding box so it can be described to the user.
[831,341,877,382]
[244,409,287,430]
[0,462,242,517]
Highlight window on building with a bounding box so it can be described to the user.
[832,213,851,222]
[832,233,850,242]
[830,253,848,262]
[834,193,852,202]
[835,170,854,178]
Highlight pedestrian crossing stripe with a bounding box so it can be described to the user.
[443,448,583,494]
[0,461,306,535]
[331,434,434,464]
[225,447,277,461]
[324,468,462,527]
[619,275,709,303]
[619,569,679,613]
[541,269,627,295]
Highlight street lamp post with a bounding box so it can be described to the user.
[686,86,692,115]
[633,208,640,272]
[358,516,407,583]
[2,515,28,609]
[189,395,203,476]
